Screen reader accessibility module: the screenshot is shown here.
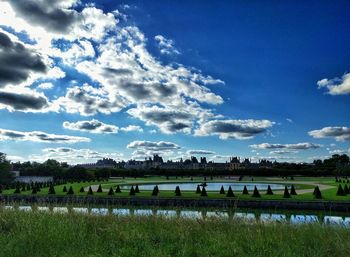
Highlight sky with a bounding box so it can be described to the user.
[0,0,349,164]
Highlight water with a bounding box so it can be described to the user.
[120,182,285,191]
[3,205,350,227]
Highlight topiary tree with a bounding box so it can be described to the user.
[129,185,135,196]
[108,187,114,195]
[219,185,225,194]
[151,185,159,196]
[63,186,67,193]
[175,186,181,196]
[97,184,103,193]
[0,185,2,194]
[290,184,297,195]
[266,185,273,195]
[67,186,74,195]
[26,184,31,191]
[200,186,208,197]
[336,184,345,196]
[79,187,85,193]
[115,185,121,193]
[344,184,350,195]
[21,185,26,191]
[196,185,201,194]
[252,186,260,197]
[242,185,249,195]
[87,186,93,195]
[204,177,207,181]
[48,185,56,195]
[135,185,140,193]
[313,186,322,199]
[226,186,234,197]
[14,186,21,194]
[31,187,37,194]
[283,186,291,198]
[190,177,193,181]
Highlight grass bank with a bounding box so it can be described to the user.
[0,209,349,257]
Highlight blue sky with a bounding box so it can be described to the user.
[0,0,349,164]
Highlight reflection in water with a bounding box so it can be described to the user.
[3,205,350,227]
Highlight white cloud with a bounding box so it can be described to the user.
[63,119,119,134]
[186,150,215,155]
[309,127,350,141]
[120,125,143,133]
[317,72,350,95]
[127,140,180,151]
[154,35,180,55]
[37,82,54,90]
[250,142,321,150]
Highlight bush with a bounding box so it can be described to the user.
[290,184,297,195]
[108,187,114,195]
[252,186,260,198]
[344,184,350,195]
[31,187,37,194]
[266,185,273,195]
[336,184,345,196]
[63,186,67,193]
[129,185,135,196]
[219,186,225,194]
[48,185,56,195]
[79,187,85,193]
[21,185,26,192]
[226,186,234,197]
[314,186,322,199]
[97,184,103,193]
[115,185,121,193]
[14,186,20,194]
[151,185,159,196]
[283,186,291,198]
[67,186,74,195]
[200,186,208,197]
[135,185,140,193]
[242,186,249,195]
[87,186,93,195]
[196,185,201,194]
[175,186,181,196]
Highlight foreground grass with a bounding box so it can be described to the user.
[0,210,350,257]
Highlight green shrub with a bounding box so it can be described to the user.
[129,186,135,196]
[242,186,249,195]
[87,186,93,195]
[108,187,114,195]
[63,186,67,193]
[314,186,322,199]
[21,185,26,191]
[48,185,56,195]
[344,184,350,195]
[290,185,297,195]
[252,186,260,198]
[196,185,201,194]
[97,184,103,193]
[175,186,181,196]
[67,186,74,195]
[115,185,121,193]
[336,184,345,196]
[79,187,85,193]
[283,186,291,198]
[151,185,159,196]
[226,186,235,197]
[219,185,225,194]
[201,187,208,197]
[14,186,21,194]
[135,185,140,193]
[31,187,37,194]
[266,185,273,195]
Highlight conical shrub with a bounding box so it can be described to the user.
[63,186,67,193]
[151,185,159,196]
[175,186,181,196]
[31,187,37,194]
[344,184,350,195]
[14,186,21,194]
[21,185,26,191]
[67,186,74,195]
[242,185,249,195]
[201,186,208,197]
[115,185,121,193]
[252,186,260,197]
[226,186,235,197]
[219,186,225,194]
[283,186,291,198]
[48,185,56,195]
[135,185,140,193]
[266,185,273,195]
[290,185,297,195]
[129,185,135,196]
[79,187,85,193]
[87,186,93,195]
[196,185,201,194]
[97,184,103,193]
[108,187,114,195]
[336,184,345,196]
[314,186,322,199]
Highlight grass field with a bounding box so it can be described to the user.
[3,176,350,202]
[0,208,349,257]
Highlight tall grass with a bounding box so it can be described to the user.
[0,209,349,257]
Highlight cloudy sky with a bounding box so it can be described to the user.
[0,0,349,164]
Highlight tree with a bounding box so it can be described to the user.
[115,185,121,193]
[48,185,56,194]
[14,186,20,194]
[97,184,103,193]
[79,187,85,193]
[219,186,225,194]
[63,186,67,193]
[67,186,74,195]
[0,153,15,184]
[32,187,37,194]
[252,186,260,197]
[242,186,249,195]
[336,184,345,196]
[226,186,235,197]
[175,186,181,196]
[266,185,273,195]
[151,185,159,196]
[196,185,201,194]
[344,184,350,195]
[283,186,291,198]
[135,185,140,193]
[200,186,208,196]
[313,186,322,199]
[129,185,135,196]
[88,186,93,195]
[108,187,114,195]
[290,185,297,195]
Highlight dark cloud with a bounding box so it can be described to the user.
[63,119,118,134]
[7,0,79,33]
[250,142,321,150]
[127,140,180,151]
[187,150,215,155]
[0,32,47,86]
[309,127,350,141]
[0,91,48,110]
